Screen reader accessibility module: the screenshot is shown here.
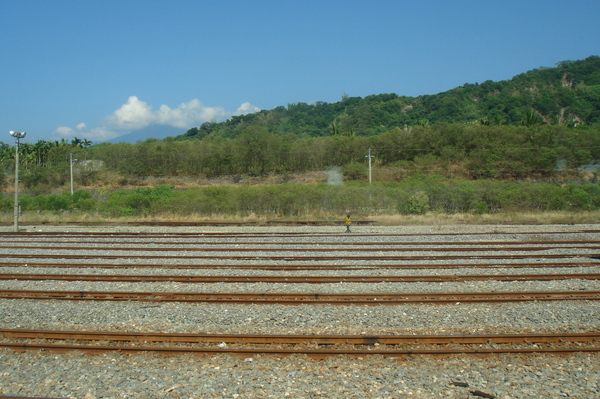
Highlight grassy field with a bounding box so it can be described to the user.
[2,210,598,226]
[2,171,599,226]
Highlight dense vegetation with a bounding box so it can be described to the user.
[86,123,600,180]
[1,178,599,218]
[180,56,600,139]
[0,138,92,194]
[0,56,599,219]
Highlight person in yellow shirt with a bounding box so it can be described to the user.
[345,214,351,233]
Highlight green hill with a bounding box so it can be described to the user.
[179,55,600,140]
[2,56,600,197]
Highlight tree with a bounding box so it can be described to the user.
[522,109,544,128]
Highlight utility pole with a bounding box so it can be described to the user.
[9,131,26,232]
[70,153,76,195]
[366,148,375,184]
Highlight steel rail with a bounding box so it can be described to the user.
[2,272,600,283]
[3,342,600,356]
[1,260,598,270]
[1,289,598,303]
[1,244,599,252]
[2,239,600,246]
[2,329,598,345]
[0,253,596,261]
[1,230,599,238]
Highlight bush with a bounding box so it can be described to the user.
[18,190,96,213]
[406,191,430,214]
[342,163,368,181]
[99,185,175,216]
[0,196,12,212]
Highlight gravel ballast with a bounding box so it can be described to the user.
[0,223,599,398]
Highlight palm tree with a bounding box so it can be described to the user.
[33,140,53,167]
[19,142,35,168]
[330,121,340,136]
[71,137,84,148]
[522,109,543,128]
[0,142,12,162]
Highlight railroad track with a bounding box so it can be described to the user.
[3,244,600,252]
[1,227,598,398]
[1,253,597,261]
[2,260,599,270]
[1,329,599,357]
[3,239,600,246]
[1,289,598,303]
[1,272,600,283]
[2,229,600,237]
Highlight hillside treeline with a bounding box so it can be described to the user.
[1,55,598,191]
[180,56,600,139]
[0,123,598,195]
[88,123,600,180]
[0,138,92,193]
[0,57,599,219]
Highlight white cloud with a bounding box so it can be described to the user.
[53,96,261,142]
[155,99,229,128]
[105,96,154,130]
[235,102,262,115]
[105,96,237,130]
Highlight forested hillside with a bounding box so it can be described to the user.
[87,123,600,181]
[80,56,600,181]
[180,56,600,139]
[0,56,599,199]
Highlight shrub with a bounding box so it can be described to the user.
[342,163,368,181]
[406,191,430,214]
[18,190,96,213]
[99,185,175,216]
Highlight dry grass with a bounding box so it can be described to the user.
[0,211,262,225]
[3,210,598,226]
[75,171,329,190]
[3,171,598,226]
[368,211,600,225]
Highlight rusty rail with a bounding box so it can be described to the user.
[1,328,599,357]
[2,328,599,345]
[0,253,596,261]
[4,342,598,356]
[1,230,599,238]
[2,244,600,252]
[1,272,600,283]
[1,289,598,304]
[3,239,600,246]
[1,260,598,270]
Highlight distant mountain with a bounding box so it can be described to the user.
[106,125,185,143]
[176,55,600,140]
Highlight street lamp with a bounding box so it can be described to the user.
[9,131,26,232]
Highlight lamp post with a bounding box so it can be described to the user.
[9,131,26,232]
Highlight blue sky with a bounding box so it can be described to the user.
[1,0,599,143]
